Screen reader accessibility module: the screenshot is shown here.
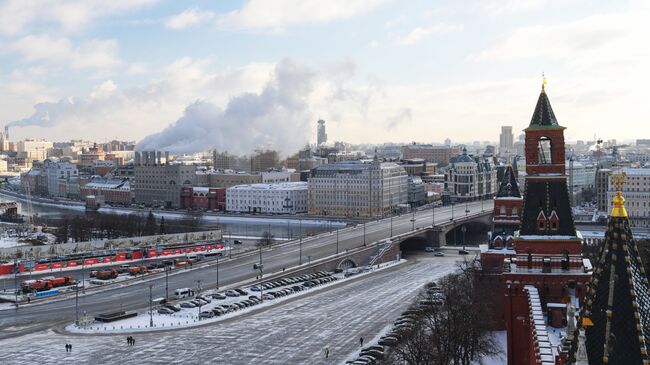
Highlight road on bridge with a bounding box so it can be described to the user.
[0,200,492,338]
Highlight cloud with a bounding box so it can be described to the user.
[474,12,645,67]
[127,62,148,75]
[399,23,463,46]
[385,108,412,130]
[484,0,546,16]
[217,0,386,31]
[136,59,315,155]
[6,58,279,147]
[8,35,121,70]
[0,0,158,35]
[165,8,215,29]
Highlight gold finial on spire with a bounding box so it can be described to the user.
[541,72,547,92]
[609,171,627,218]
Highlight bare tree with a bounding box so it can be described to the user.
[381,266,498,365]
[256,231,275,247]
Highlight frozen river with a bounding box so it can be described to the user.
[0,254,460,364]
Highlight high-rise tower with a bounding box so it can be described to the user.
[317,119,327,146]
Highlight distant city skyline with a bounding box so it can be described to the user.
[1,0,648,154]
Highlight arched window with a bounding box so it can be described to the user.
[549,210,559,230]
[538,137,552,164]
[537,210,547,230]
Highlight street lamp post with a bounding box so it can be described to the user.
[432,202,435,228]
[165,266,169,300]
[299,219,303,265]
[75,283,79,326]
[13,257,18,308]
[336,227,339,254]
[149,284,153,327]
[363,220,366,246]
[196,280,202,320]
[254,263,264,302]
[411,208,416,231]
[462,225,467,251]
[216,253,220,290]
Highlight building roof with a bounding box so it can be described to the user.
[528,90,562,129]
[496,165,521,198]
[84,178,129,190]
[454,147,474,163]
[569,212,650,364]
[227,182,308,191]
[520,179,577,236]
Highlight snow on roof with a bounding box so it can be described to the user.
[227,182,308,191]
[84,178,129,190]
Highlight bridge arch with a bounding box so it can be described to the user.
[337,258,357,270]
[445,221,491,246]
[399,236,430,252]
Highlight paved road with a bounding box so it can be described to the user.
[0,201,492,336]
[0,253,460,364]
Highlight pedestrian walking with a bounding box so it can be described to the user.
[323,345,330,359]
[69,343,72,352]
[126,336,130,346]
[360,337,364,347]
[131,338,135,346]
[65,344,68,352]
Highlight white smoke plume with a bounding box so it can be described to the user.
[136,59,315,155]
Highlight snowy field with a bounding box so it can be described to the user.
[66,265,391,334]
[0,254,463,364]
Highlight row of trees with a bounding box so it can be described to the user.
[381,267,499,365]
[49,211,205,243]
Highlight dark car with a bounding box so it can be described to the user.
[164,304,181,312]
[235,288,248,296]
[458,249,469,255]
[233,239,243,245]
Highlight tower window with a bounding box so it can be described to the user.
[538,137,552,164]
[537,210,547,230]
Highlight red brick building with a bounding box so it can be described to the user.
[479,85,593,364]
[80,178,132,205]
[180,186,225,211]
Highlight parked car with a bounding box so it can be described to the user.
[250,286,262,292]
[434,252,445,257]
[164,304,181,312]
[225,290,240,297]
[199,311,214,319]
[157,307,174,314]
[180,302,196,308]
[235,288,248,296]
[197,295,212,303]
[378,337,398,346]
[211,293,226,300]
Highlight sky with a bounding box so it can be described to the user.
[1,0,648,155]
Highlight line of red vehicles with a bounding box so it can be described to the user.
[21,276,76,292]
[0,241,225,275]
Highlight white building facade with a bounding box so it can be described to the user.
[308,161,408,218]
[446,148,497,201]
[44,159,78,197]
[226,182,308,214]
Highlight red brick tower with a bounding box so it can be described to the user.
[492,165,523,249]
[502,84,591,365]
